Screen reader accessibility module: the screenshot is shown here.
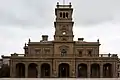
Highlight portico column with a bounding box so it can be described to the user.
[11,62,16,78]
[25,63,28,78]
[37,64,41,78]
[87,62,91,78]
[112,62,117,78]
[13,63,16,77]
[10,60,13,77]
[71,59,76,78]
[100,63,103,78]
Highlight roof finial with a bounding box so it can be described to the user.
[28,38,31,43]
[97,39,99,42]
[25,43,26,47]
[69,2,72,7]
[57,2,59,5]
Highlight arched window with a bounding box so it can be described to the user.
[60,12,62,18]
[66,12,68,18]
[63,12,65,18]
[61,49,67,56]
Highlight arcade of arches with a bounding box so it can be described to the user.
[15,62,113,78]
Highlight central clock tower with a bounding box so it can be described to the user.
[54,2,74,41]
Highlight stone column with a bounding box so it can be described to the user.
[87,62,91,78]
[112,62,117,78]
[37,64,41,78]
[116,62,118,78]
[100,63,103,78]
[12,63,16,78]
[50,63,52,78]
[25,63,28,78]
[10,60,13,78]
[71,59,76,78]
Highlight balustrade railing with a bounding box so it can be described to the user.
[11,53,118,58]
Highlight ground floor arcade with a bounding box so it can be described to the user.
[10,62,116,78]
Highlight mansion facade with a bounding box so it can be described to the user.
[9,2,119,78]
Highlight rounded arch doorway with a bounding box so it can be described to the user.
[58,63,70,78]
[77,63,87,78]
[41,63,51,78]
[28,63,38,78]
[103,63,112,78]
[16,63,25,78]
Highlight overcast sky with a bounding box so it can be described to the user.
[0,0,120,57]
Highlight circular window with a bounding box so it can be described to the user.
[62,32,66,35]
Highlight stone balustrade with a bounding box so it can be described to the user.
[10,53,118,58]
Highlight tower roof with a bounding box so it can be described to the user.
[56,2,72,8]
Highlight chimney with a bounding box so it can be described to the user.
[78,38,84,41]
[42,35,48,41]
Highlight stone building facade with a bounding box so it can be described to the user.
[1,55,10,66]
[117,59,120,77]
[0,59,2,69]
[9,2,119,78]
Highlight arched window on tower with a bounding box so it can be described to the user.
[60,12,62,18]
[63,12,66,18]
[66,12,68,18]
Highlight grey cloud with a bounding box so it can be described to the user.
[72,0,120,25]
[0,0,56,28]
[0,0,120,28]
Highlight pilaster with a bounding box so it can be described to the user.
[25,63,28,78]
[71,59,75,78]
[37,64,41,78]
[100,63,103,78]
[52,59,57,77]
[87,62,91,78]
[13,63,16,78]
[10,60,13,78]
[112,62,117,78]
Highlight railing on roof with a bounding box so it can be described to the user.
[11,53,118,58]
[56,2,72,8]
[57,5,71,8]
